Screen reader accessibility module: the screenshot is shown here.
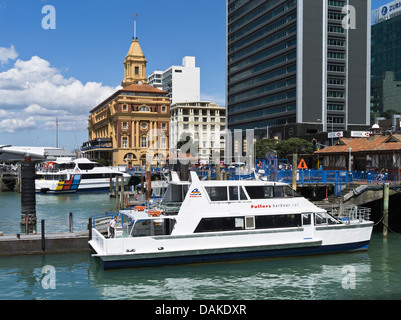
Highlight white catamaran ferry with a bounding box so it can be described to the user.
[89,171,373,269]
[35,157,131,194]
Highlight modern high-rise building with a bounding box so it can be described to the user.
[148,56,200,105]
[227,0,371,141]
[371,1,401,115]
[148,70,163,90]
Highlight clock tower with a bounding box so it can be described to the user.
[121,38,148,87]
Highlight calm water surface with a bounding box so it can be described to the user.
[0,192,117,234]
[0,192,401,300]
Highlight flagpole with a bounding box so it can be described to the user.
[133,14,138,39]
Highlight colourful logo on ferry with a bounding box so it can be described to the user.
[190,188,202,198]
[55,174,81,192]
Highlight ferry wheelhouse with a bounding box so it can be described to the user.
[89,171,373,269]
[35,158,131,194]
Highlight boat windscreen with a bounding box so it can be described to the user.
[162,184,189,202]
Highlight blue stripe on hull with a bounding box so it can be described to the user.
[37,186,110,194]
[100,241,370,270]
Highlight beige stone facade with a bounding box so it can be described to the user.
[84,38,170,167]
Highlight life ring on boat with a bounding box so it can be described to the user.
[135,194,139,201]
[149,210,161,217]
[135,206,145,211]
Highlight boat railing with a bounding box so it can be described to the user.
[91,211,144,238]
[322,205,371,224]
[91,211,119,229]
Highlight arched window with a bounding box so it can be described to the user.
[124,153,137,161]
[139,105,150,112]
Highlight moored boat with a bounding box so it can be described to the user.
[35,157,131,194]
[89,171,373,269]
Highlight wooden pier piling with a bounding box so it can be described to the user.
[41,220,45,252]
[69,212,73,233]
[145,163,151,200]
[115,175,120,208]
[20,155,36,227]
[120,175,125,209]
[292,153,297,191]
[216,164,221,180]
[383,183,389,238]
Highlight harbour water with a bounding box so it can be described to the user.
[1,192,401,300]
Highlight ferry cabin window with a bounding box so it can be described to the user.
[205,186,228,201]
[194,214,302,233]
[245,186,273,199]
[315,212,328,225]
[77,163,95,170]
[284,186,303,197]
[194,217,245,233]
[80,173,122,179]
[43,175,67,181]
[245,185,301,199]
[273,186,284,198]
[163,184,189,202]
[315,212,340,225]
[302,213,312,225]
[228,186,247,201]
[255,214,301,229]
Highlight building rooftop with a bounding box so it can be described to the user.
[121,83,167,94]
[316,134,401,154]
[90,83,168,113]
[0,146,75,162]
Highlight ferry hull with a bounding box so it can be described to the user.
[35,178,129,194]
[36,185,111,194]
[97,240,370,270]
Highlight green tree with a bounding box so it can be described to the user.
[275,138,313,159]
[176,132,199,157]
[255,139,278,159]
[255,138,313,160]
[97,158,108,166]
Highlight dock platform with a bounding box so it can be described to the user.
[0,231,90,256]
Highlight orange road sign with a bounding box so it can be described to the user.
[297,159,308,169]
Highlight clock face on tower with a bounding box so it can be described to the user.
[141,122,148,130]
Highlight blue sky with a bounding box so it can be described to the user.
[0,0,391,151]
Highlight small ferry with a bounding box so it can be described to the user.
[35,157,131,194]
[89,171,373,269]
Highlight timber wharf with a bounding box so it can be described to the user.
[0,231,90,256]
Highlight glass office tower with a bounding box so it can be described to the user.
[227,0,371,141]
[371,2,401,115]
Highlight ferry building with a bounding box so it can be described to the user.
[82,37,170,167]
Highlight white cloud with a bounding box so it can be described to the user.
[24,104,59,115]
[0,117,36,133]
[0,49,118,134]
[0,45,18,65]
